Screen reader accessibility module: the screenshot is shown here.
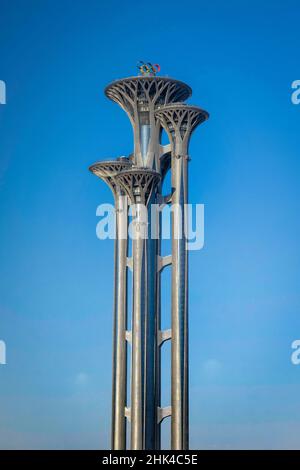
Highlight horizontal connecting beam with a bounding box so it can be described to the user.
[157,406,172,424]
[125,407,131,421]
[129,255,172,273]
[125,330,132,344]
[126,329,171,347]
[159,143,171,156]
[156,193,172,205]
[124,406,172,424]
[158,329,172,346]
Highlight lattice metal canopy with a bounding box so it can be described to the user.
[105,77,192,115]
[155,103,209,144]
[89,74,210,451]
[160,151,171,181]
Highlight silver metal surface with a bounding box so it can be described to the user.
[116,168,161,450]
[155,104,208,449]
[89,78,209,450]
[89,160,131,450]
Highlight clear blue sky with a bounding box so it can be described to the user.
[0,0,300,449]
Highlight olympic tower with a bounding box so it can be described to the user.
[89,64,209,450]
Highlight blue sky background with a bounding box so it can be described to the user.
[0,0,300,449]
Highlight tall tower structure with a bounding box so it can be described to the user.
[89,71,209,450]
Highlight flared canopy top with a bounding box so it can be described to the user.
[105,76,192,110]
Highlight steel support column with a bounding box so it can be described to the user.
[112,191,128,449]
[89,159,131,450]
